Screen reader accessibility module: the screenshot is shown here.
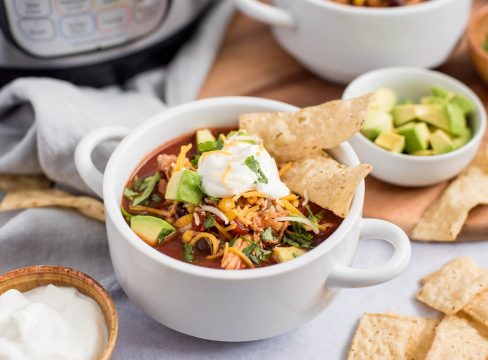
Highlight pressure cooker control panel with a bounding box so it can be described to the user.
[3,0,169,57]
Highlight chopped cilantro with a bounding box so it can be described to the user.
[261,227,275,242]
[183,243,194,262]
[245,156,268,184]
[215,136,224,150]
[198,141,218,153]
[228,238,237,247]
[190,154,201,167]
[133,176,143,191]
[243,241,271,265]
[151,193,162,203]
[123,187,138,200]
[132,172,161,207]
[158,228,174,243]
[283,222,314,249]
[204,212,215,229]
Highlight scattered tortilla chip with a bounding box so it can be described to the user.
[0,189,104,222]
[347,313,438,360]
[425,315,488,360]
[239,94,371,163]
[463,290,488,329]
[281,152,371,218]
[416,257,488,314]
[0,174,51,192]
[412,148,488,241]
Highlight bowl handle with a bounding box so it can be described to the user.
[327,218,411,288]
[75,126,130,198]
[234,0,296,28]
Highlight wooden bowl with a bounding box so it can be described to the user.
[468,5,488,85]
[0,265,118,360]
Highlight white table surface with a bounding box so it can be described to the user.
[111,238,488,360]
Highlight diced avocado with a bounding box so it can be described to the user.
[446,103,467,136]
[450,94,475,115]
[374,131,405,153]
[431,87,448,98]
[421,96,446,106]
[401,99,414,105]
[369,87,397,112]
[361,110,393,140]
[392,104,417,126]
[452,128,472,149]
[165,169,203,205]
[196,129,216,145]
[130,215,175,246]
[430,129,455,154]
[415,104,451,133]
[272,247,307,263]
[412,150,436,156]
[396,122,430,154]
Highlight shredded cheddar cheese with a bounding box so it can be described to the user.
[174,144,192,172]
[227,247,255,268]
[213,222,233,240]
[279,162,292,176]
[200,150,232,162]
[241,191,268,198]
[280,194,299,201]
[280,199,305,217]
[221,162,232,184]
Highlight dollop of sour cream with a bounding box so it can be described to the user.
[0,284,108,360]
[197,133,289,199]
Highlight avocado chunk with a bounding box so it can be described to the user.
[165,169,203,205]
[396,122,430,154]
[196,129,216,145]
[446,103,467,136]
[374,131,405,153]
[130,215,175,246]
[431,87,448,98]
[370,87,397,112]
[272,247,307,263]
[392,104,417,126]
[430,129,455,154]
[361,110,393,140]
[450,94,475,115]
[452,128,472,149]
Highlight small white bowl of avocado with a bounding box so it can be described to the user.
[343,67,486,187]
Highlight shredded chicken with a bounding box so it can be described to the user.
[251,210,288,233]
[157,154,177,180]
[221,239,249,270]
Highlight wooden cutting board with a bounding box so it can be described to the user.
[199,1,488,241]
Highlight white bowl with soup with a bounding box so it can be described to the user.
[234,0,472,84]
[75,97,410,341]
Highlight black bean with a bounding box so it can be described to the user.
[197,239,210,253]
[175,203,187,217]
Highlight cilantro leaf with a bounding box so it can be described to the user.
[198,141,218,153]
[190,154,201,167]
[133,176,143,191]
[283,222,314,249]
[158,228,174,243]
[204,213,215,229]
[132,172,161,207]
[245,156,268,184]
[243,241,271,265]
[151,193,162,203]
[183,243,194,262]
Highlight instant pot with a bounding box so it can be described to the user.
[0,0,213,86]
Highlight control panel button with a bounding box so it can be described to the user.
[18,18,55,41]
[55,0,91,14]
[60,14,95,37]
[134,0,162,23]
[15,0,51,18]
[98,7,129,31]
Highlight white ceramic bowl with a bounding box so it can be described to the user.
[235,0,472,84]
[343,67,487,187]
[75,97,410,341]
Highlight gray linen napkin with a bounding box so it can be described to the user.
[0,1,235,357]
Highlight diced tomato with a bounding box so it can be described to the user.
[192,212,206,232]
[231,219,249,236]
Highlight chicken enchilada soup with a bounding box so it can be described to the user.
[122,96,373,270]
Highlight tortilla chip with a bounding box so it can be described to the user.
[281,152,371,218]
[412,148,488,241]
[347,313,438,360]
[239,94,371,163]
[0,189,104,222]
[463,290,488,329]
[425,315,488,360]
[0,174,51,192]
[416,257,488,314]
